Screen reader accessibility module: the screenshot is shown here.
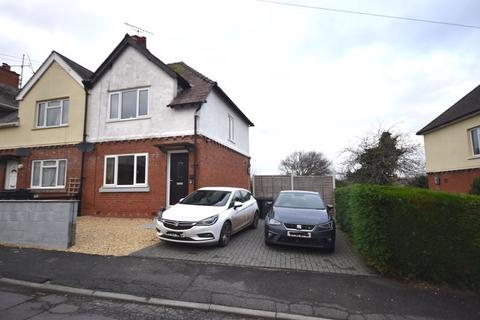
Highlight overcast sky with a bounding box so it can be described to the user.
[1,0,480,174]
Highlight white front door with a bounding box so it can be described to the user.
[4,160,18,190]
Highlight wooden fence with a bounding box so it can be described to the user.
[252,175,335,205]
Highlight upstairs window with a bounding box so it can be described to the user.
[109,88,149,121]
[31,159,67,188]
[36,99,69,128]
[228,114,235,142]
[104,153,148,187]
[470,127,480,156]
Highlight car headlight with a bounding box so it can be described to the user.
[268,218,281,225]
[195,215,219,226]
[317,221,333,230]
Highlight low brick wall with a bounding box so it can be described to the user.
[0,200,78,249]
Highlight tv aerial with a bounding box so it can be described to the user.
[124,22,153,36]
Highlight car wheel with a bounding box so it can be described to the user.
[218,221,232,247]
[250,211,259,229]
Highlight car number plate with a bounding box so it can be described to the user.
[287,231,311,238]
[166,232,185,238]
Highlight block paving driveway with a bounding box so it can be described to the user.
[133,220,373,276]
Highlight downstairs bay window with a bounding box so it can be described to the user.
[102,153,149,191]
[31,159,67,188]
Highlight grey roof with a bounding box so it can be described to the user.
[0,83,19,109]
[0,110,18,125]
[417,84,480,135]
[54,51,93,81]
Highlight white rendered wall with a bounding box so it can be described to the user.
[86,47,195,142]
[198,90,250,156]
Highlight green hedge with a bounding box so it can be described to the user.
[336,184,480,291]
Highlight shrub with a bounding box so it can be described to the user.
[336,184,480,291]
[470,177,480,195]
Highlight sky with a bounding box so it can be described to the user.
[1,0,480,174]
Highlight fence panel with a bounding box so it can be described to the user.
[253,175,335,205]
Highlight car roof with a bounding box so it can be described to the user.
[279,190,319,194]
[198,187,249,192]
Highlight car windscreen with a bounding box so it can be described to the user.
[180,190,231,206]
[274,192,325,210]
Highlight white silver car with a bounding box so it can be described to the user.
[155,187,259,246]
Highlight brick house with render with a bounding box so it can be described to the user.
[0,52,92,197]
[81,34,254,217]
[417,84,480,193]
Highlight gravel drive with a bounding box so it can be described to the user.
[67,216,156,256]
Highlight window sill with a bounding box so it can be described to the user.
[30,188,66,193]
[468,155,480,160]
[106,116,151,124]
[99,186,150,193]
[32,124,68,130]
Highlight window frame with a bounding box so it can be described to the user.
[36,99,69,128]
[228,114,235,142]
[469,126,480,157]
[30,159,67,189]
[108,88,149,121]
[103,153,149,188]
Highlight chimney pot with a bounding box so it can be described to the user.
[1,63,11,71]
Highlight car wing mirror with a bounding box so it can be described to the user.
[326,204,334,215]
[233,201,243,209]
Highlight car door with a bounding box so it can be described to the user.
[240,190,255,226]
[230,191,245,233]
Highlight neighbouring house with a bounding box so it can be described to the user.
[81,34,253,217]
[0,63,19,123]
[0,52,92,197]
[417,84,480,193]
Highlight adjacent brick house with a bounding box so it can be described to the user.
[81,35,253,217]
[0,52,92,197]
[417,84,480,193]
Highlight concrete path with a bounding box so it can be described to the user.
[0,246,478,320]
[134,220,373,275]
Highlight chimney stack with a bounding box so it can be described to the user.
[0,63,20,88]
[131,35,147,48]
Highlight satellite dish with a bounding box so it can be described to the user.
[77,142,95,152]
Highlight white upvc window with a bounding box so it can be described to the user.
[31,159,67,188]
[108,88,149,121]
[228,114,235,142]
[103,153,148,187]
[36,99,69,128]
[470,127,480,156]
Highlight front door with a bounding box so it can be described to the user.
[169,153,189,206]
[4,160,18,190]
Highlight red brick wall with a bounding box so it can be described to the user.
[428,168,480,194]
[81,137,195,217]
[81,135,251,218]
[196,137,250,190]
[0,145,82,197]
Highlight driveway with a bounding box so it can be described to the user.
[132,220,373,276]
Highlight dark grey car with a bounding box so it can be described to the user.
[264,190,335,251]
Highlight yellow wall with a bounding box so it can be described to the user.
[0,61,85,149]
[424,113,480,172]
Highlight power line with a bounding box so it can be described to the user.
[256,0,480,30]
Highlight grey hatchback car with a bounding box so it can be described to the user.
[264,190,335,251]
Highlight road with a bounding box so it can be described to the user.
[0,246,478,320]
[0,283,264,320]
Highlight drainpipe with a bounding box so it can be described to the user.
[193,104,202,190]
[77,83,90,215]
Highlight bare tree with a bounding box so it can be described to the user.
[279,151,332,176]
[341,129,424,185]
